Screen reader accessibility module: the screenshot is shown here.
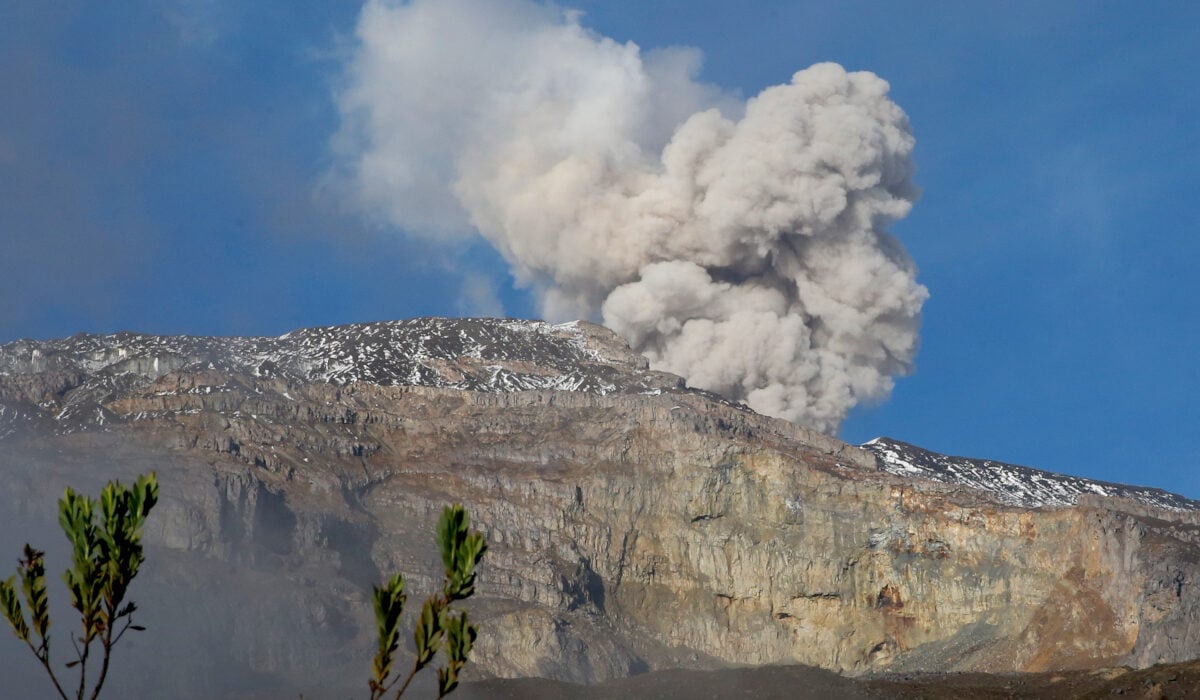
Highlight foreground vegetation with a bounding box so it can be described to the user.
[0,474,158,700]
[369,504,487,699]
[0,474,487,699]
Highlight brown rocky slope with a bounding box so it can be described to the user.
[1,318,1199,698]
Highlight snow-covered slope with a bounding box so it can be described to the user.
[0,318,697,433]
[5,318,601,381]
[863,436,1199,511]
[0,317,686,394]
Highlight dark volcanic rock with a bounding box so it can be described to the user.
[460,659,1200,700]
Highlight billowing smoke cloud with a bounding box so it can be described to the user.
[333,0,928,433]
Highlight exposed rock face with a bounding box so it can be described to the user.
[2,318,1200,697]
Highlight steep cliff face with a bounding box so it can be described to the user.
[2,319,1199,697]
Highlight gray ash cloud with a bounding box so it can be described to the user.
[332,0,927,433]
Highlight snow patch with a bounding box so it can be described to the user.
[862,437,1198,512]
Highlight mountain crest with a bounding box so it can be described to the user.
[864,436,1199,512]
[0,318,693,435]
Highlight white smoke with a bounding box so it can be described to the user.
[333,0,928,433]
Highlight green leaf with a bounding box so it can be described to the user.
[18,545,49,642]
[443,611,477,665]
[437,505,465,575]
[436,504,488,601]
[369,573,405,685]
[414,597,443,668]
[436,664,459,697]
[0,575,30,642]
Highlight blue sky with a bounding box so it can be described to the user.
[3,1,1199,498]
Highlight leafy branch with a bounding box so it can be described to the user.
[368,504,487,699]
[2,478,485,699]
[0,473,158,700]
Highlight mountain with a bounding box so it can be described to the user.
[2,318,1200,698]
[863,437,1200,511]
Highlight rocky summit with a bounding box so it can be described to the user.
[2,318,1200,698]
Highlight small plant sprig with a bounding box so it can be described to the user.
[368,504,487,699]
[0,473,159,700]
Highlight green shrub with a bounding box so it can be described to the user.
[0,473,158,700]
[368,504,488,699]
[2,476,487,700]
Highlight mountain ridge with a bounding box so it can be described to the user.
[3,317,1193,511]
[863,436,1200,512]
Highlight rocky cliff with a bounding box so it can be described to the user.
[2,318,1199,698]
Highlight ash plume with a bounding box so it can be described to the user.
[333,0,928,433]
